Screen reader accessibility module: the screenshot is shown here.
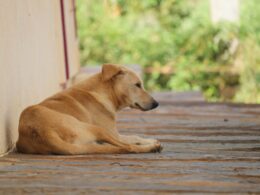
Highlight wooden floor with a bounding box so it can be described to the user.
[0,92,260,194]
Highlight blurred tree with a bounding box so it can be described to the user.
[76,0,260,103]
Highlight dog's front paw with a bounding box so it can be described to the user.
[134,138,157,145]
[150,141,163,153]
[141,138,158,145]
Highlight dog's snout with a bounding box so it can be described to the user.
[151,100,159,109]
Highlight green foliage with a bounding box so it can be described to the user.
[235,0,260,103]
[77,0,260,102]
[234,39,260,103]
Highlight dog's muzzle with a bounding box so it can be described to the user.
[134,100,159,111]
[151,100,159,109]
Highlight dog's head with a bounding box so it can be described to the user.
[102,64,159,111]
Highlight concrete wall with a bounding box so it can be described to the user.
[0,0,79,154]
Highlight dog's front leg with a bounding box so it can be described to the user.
[119,135,159,146]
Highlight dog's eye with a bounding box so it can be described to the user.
[135,83,141,88]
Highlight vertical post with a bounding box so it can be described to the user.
[210,0,240,23]
[60,0,70,80]
[72,0,78,38]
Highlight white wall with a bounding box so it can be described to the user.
[0,0,79,154]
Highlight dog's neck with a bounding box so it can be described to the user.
[89,83,127,113]
[89,91,118,115]
[75,74,127,114]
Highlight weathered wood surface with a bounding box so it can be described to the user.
[0,92,260,194]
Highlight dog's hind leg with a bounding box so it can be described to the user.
[84,124,162,153]
[47,131,160,154]
[46,132,128,154]
[47,124,161,154]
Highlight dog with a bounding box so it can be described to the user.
[16,64,163,154]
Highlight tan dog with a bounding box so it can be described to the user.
[16,64,162,154]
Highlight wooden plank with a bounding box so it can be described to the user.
[152,91,205,103]
[0,92,259,194]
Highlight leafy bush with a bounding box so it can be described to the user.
[76,0,260,103]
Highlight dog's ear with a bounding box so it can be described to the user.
[102,64,123,81]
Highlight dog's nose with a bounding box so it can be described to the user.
[151,100,159,109]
